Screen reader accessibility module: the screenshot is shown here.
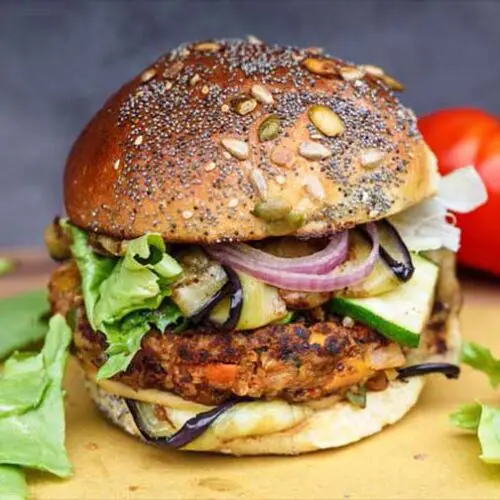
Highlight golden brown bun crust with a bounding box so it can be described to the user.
[65,39,438,243]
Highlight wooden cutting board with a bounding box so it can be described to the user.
[2,251,500,499]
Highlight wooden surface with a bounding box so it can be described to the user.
[2,250,500,500]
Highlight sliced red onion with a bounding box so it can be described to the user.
[213,231,348,275]
[206,224,379,292]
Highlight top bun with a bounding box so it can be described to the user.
[64,38,438,243]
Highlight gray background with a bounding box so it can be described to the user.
[1,0,499,247]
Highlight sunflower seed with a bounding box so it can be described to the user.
[252,199,291,221]
[270,146,295,167]
[250,169,268,200]
[275,175,286,185]
[189,73,201,86]
[113,159,120,170]
[193,42,220,52]
[339,66,365,81]
[134,135,143,146]
[302,58,337,77]
[360,149,386,168]
[140,68,156,83]
[308,105,345,137]
[246,35,262,44]
[298,141,332,160]
[303,175,325,200]
[182,210,193,220]
[205,161,216,172]
[231,96,257,116]
[258,115,280,142]
[250,84,274,105]
[362,64,384,77]
[221,138,249,160]
[228,198,239,208]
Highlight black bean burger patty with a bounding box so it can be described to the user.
[49,261,405,405]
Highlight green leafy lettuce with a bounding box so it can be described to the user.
[461,341,500,388]
[450,341,500,465]
[69,226,183,379]
[451,403,500,464]
[0,465,27,500]
[0,314,72,478]
[0,290,48,360]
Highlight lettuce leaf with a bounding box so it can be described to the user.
[462,341,500,388]
[0,314,72,477]
[390,165,487,252]
[0,290,49,361]
[0,352,49,417]
[450,403,500,464]
[69,226,183,379]
[0,465,27,500]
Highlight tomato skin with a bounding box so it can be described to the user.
[418,110,500,276]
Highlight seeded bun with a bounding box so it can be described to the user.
[64,38,439,243]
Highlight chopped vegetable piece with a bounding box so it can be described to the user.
[0,465,27,500]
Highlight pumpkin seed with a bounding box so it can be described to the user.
[339,66,365,81]
[221,138,249,160]
[378,73,405,91]
[270,146,295,167]
[308,105,344,137]
[250,169,268,200]
[266,211,305,236]
[231,96,257,116]
[258,115,280,142]
[250,84,274,105]
[252,199,291,221]
[298,141,332,160]
[193,42,221,52]
[302,58,337,77]
[360,149,385,168]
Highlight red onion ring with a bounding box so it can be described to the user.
[206,224,379,292]
[212,231,348,275]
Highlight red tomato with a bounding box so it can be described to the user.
[418,109,500,276]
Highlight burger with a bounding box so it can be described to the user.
[45,38,486,455]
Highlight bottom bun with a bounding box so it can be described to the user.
[87,377,424,455]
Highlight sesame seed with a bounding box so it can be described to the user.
[205,161,217,172]
[221,104,230,113]
[189,74,201,86]
[228,198,239,208]
[113,159,120,170]
[222,151,231,160]
[164,81,173,90]
[342,316,355,328]
[275,175,286,185]
[201,85,210,94]
[182,210,193,220]
[134,135,143,146]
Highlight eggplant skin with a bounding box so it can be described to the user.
[49,261,402,406]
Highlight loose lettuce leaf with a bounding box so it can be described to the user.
[0,290,49,360]
[462,341,500,388]
[69,225,183,379]
[0,465,27,500]
[0,258,15,277]
[0,315,72,477]
[0,352,48,417]
[451,403,500,464]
